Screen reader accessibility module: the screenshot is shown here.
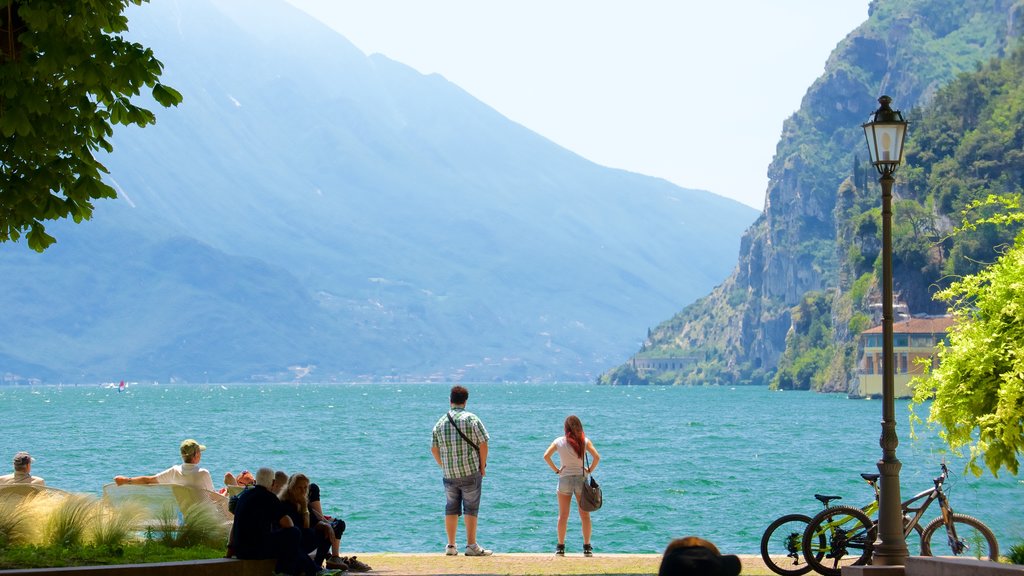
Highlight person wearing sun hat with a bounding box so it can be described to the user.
[0,451,45,485]
[113,438,215,492]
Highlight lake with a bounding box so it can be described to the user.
[1,382,1020,554]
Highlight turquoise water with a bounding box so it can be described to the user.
[1,383,1021,554]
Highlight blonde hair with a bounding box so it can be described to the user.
[278,473,310,528]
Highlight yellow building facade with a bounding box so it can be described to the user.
[855,316,953,399]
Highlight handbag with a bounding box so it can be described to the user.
[578,452,603,512]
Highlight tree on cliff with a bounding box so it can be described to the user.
[912,196,1024,477]
[1,0,181,251]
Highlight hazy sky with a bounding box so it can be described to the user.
[284,1,870,209]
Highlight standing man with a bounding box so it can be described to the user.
[0,451,45,485]
[431,385,492,556]
[113,438,215,492]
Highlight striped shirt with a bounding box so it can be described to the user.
[432,407,489,479]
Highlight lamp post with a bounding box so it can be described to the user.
[862,95,909,566]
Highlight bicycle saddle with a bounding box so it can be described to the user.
[814,494,842,506]
[860,473,880,482]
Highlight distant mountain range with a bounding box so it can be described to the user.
[0,0,756,384]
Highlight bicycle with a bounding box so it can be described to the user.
[802,463,999,576]
[759,472,890,576]
[760,492,842,575]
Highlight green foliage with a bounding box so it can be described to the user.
[770,291,835,391]
[911,207,1024,476]
[802,40,1024,392]
[1008,541,1024,565]
[0,0,182,251]
[597,363,645,386]
[0,541,224,569]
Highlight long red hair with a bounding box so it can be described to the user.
[564,415,586,458]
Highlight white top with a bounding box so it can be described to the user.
[0,471,45,485]
[554,436,591,477]
[154,463,214,492]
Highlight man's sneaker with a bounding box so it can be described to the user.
[555,543,565,556]
[583,543,593,557]
[465,543,493,556]
[445,544,458,556]
[343,556,373,572]
[325,556,348,571]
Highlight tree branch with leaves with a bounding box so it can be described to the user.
[0,0,181,251]
[911,194,1024,477]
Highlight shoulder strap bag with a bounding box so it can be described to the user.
[578,451,603,512]
[446,411,480,452]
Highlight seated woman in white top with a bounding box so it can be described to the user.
[113,438,215,492]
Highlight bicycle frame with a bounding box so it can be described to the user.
[801,462,994,574]
[867,464,958,543]
[896,481,941,538]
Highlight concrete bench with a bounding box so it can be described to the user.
[906,556,1024,576]
[846,556,1024,576]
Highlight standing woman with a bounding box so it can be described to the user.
[543,415,601,557]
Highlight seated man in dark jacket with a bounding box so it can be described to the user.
[229,467,314,576]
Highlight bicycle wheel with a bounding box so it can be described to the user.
[802,505,875,576]
[760,513,817,576]
[920,513,999,561]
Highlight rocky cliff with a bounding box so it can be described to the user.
[603,0,1024,387]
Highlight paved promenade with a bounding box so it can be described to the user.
[345,552,773,575]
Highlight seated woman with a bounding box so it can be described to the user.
[278,473,332,571]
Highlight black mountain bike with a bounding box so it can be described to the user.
[801,463,998,576]
[760,476,875,576]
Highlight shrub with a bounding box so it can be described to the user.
[1008,540,1024,565]
[148,501,227,549]
[91,500,146,551]
[45,494,97,549]
[0,496,30,549]
[176,501,229,548]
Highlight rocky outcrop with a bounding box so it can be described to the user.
[610,0,1024,387]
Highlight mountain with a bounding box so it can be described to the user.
[0,0,756,384]
[602,0,1024,388]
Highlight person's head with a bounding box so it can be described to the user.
[236,470,255,486]
[659,537,741,576]
[179,439,205,464]
[254,467,274,489]
[564,415,586,458]
[450,385,469,406]
[280,473,310,501]
[13,451,32,473]
[272,470,288,493]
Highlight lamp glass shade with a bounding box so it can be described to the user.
[863,121,907,167]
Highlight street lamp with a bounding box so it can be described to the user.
[862,95,909,566]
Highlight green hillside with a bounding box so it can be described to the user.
[602,0,1024,389]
